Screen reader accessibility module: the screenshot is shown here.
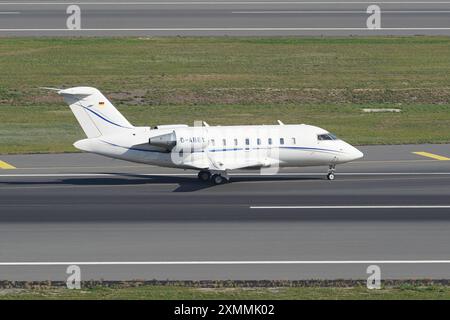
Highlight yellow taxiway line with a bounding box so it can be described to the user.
[413,152,450,161]
[0,160,16,170]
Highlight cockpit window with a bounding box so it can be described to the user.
[318,133,338,141]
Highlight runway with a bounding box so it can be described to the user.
[1,0,450,36]
[0,143,450,281]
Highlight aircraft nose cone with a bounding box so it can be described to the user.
[336,142,364,163]
[352,148,364,160]
[339,144,364,162]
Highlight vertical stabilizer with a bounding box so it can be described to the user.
[58,87,134,138]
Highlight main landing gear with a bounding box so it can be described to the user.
[327,164,336,180]
[198,170,229,185]
[211,174,226,185]
[197,170,211,182]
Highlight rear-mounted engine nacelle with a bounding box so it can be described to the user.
[148,131,176,151]
[148,128,208,152]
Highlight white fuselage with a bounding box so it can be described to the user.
[74,123,364,170]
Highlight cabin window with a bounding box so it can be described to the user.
[291,137,296,144]
[280,138,285,145]
[234,138,238,146]
[257,138,261,145]
[210,139,215,146]
[245,138,250,145]
[222,139,226,146]
[268,138,272,145]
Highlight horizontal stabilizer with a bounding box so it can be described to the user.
[39,87,63,92]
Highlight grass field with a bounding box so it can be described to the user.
[1,37,450,153]
[1,285,450,300]
[1,103,449,153]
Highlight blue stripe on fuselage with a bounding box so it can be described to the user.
[81,105,133,129]
[100,140,342,155]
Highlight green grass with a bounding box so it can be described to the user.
[1,37,450,153]
[1,285,450,300]
[1,37,450,98]
[1,103,449,153]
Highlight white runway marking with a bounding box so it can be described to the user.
[0,173,197,177]
[251,205,450,209]
[1,172,450,177]
[0,183,179,190]
[0,11,20,14]
[10,159,445,170]
[2,2,450,5]
[0,260,450,266]
[17,165,154,170]
[233,10,450,13]
[1,28,450,31]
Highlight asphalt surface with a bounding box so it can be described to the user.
[0,0,450,36]
[0,144,450,281]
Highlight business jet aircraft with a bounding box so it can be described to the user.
[46,86,363,184]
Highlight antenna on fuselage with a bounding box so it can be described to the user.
[277,120,284,125]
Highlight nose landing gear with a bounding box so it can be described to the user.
[327,164,336,180]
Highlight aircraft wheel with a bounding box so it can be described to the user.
[212,174,225,185]
[198,171,211,182]
[327,173,335,181]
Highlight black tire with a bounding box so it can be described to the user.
[327,173,335,181]
[198,171,211,182]
[212,174,225,185]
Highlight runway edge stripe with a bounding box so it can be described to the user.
[1,260,450,266]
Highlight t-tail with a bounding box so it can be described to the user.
[56,86,134,138]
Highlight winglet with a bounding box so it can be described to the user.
[277,120,284,125]
[203,121,210,127]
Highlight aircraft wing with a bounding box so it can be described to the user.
[206,156,280,171]
[180,154,279,171]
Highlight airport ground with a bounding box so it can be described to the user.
[0,18,450,298]
[0,144,450,283]
[1,148,450,299]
